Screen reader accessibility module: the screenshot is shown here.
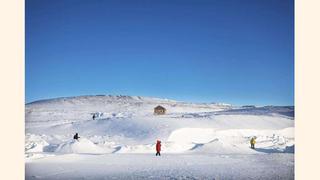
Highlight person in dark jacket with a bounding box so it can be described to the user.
[92,114,96,120]
[73,133,80,141]
[156,140,161,156]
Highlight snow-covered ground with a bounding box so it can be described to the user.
[26,154,294,180]
[25,95,294,179]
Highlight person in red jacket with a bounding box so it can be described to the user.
[156,140,161,156]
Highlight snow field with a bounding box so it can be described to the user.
[25,95,294,179]
[26,153,294,180]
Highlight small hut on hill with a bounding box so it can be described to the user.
[154,105,166,115]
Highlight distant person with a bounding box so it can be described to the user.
[250,137,256,149]
[73,133,80,141]
[156,140,161,156]
[92,114,96,120]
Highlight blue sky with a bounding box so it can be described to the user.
[26,0,294,106]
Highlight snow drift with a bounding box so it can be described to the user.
[54,138,108,154]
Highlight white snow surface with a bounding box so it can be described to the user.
[25,95,294,179]
[26,154,294,180]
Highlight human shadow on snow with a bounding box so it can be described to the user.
[254,145,294,154]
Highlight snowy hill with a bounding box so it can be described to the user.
[26,95,294,155]
[26,95,232,123]
[25,95,294,179]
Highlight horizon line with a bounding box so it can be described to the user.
[25,94,294,107]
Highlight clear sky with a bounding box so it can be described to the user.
[26,0,294,106]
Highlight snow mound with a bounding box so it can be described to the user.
[189,139,247,154]
[166,128,248,154]
[167,128,216,144]
[54,138,108,154]
[25,134,49,153]
[165,127,294,154]
[162,141,195,153]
